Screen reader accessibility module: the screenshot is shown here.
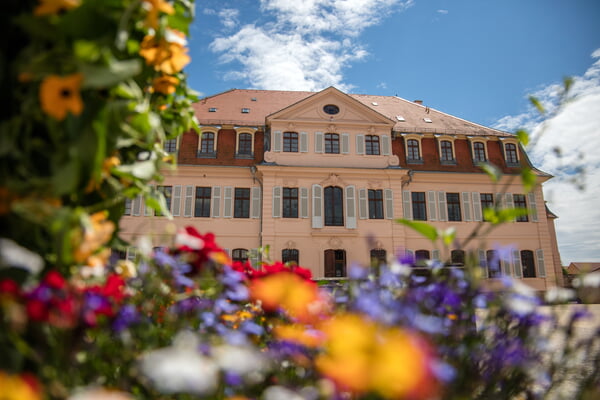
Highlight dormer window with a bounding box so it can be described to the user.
[241,108,250,113]
[440,140,453,162]
[209,107,217,112]
[402,133,423,164]
[473,142,486,163]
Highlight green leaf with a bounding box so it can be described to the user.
[516,129,529,147]
[521,167,537,192]
[74,40,102,62]
[395,219,439,241]
[81,59,142,89]
[440,227,456,247]
[113,80,143,100]
[563,76,574,94]
[529,96,546,114]
[479,162,502,183]
[115,160,157,180]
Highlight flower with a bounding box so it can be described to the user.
[143,0,175,29]
[39,74,83,120]
[139,33,190,74]
[73,211,115,265]
[152,75,179,94]
[0,371,42,400]
[34,0,80,16]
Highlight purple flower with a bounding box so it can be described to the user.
[112,304,140,333]
[240,320,264,336]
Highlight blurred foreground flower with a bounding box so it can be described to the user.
[39,74,83,120]
[34,0,80,16]
[0,371,42,400]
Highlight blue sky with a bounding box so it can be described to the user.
[185,0,600,263]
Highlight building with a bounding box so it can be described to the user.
[119,87,564,291]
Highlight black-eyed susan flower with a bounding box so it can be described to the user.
[152,75,179,95]
[39,74,83,120]
[34,0,80,16]
[139,33,191,75]
[143,0,175,29]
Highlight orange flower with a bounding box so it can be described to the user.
[152,75,179,95]
[34,0,80,16]
[139,34,190,74]
[143,0,175,29]
[273,323,324,348]
[0,371,42,400]
[39,74,83,120]
[73,211,115,264]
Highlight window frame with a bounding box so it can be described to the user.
[194,186,212,218]
[504,142,519,166]
[520,250,536,278]
[368,189,384,219]
[411,192,427,221]
[282,249,299,265]
[450,250,465,266]
[324,133,340,154]
[164,138,178,153]
[440,140,454,162]
[237,132,253,156]
[486,249,501,278]
[282,187,299,218]
[446,193,462,221]
[155,185,172,216]
[480,193,494,221]
[232,248,248,263]
[234,188,251,218]
[513,194,529,222]
[365,135,380,155]
[198,128,218,157]
[324,186,344,226]
[407,139,421,161]
[283,131,299,153]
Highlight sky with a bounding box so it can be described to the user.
[186,0,600,264]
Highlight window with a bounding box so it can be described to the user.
[324,133,340,154]
[407,139,420,161]
[200,132,215,154]
[513,194,528,222]
[282,249,299,265]
[234,188,250,218]
[232,248,248,263]
[440,140,453,162]
[415,250,430,261]
[282,188,298,218]
[411,192,427,221]
[446,193,461,221]
[521,250,536,278]
[368,189,384,219]
[480,193,494,221]
[505,143,518,165]
[194,187,211,217]
[324,249,346,277]
[450,250,465,266]
[370,249,387,269]
[473,142,486,163]
[486,250,501,278]
[238,133,252,155]
[156,185,172,216]
[324,186,343,226]
[164,138,177,153]
[365,135,380,155]
[283,132,298,152]
[209,107,217,112]
[124,198,132,216]
[323,104,339,115]
[241,108,250,113]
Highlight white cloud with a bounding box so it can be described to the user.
[218,8,240,29]
[437,9,449,14]
[494,49,600,263]
[207,0,414,91]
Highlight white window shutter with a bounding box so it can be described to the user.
[273,131,282,152]
[172,185,182,216]
[461,192,472,221]
[405,249,414,259]
[505,193,514,221]
[300,187,309,218]
[345,186,356,229]
[502,259,512,276]
[437,191,447,221]
[358,188,368,219]
[211,186,221,217]
[312,184,323,228]
[249,249,260,268]
[536,249,546,277]
[144,186,154,216]
[478,249,488,278]
[251,187,261,219]
[183,185,194,217]
[223,186,233,218]
[300,132,308,152]
[402,190,412,220]
[381,135,391,156]
[495,193,504,209]
[528,192,538,222]
[272,186,282,218]
[432,249,440,261]
[512,250,523,278]
[132,195,142,216]
[315,132,324,153]
[384,189,394,219]
[356,134,365,155]
[472,192,482,221]
[427,191,437,221]
[341,133,350,154]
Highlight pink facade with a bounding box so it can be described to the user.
[119,87,563,291]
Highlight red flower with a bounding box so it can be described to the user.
[102,274,126,302]
[0,278,20,297]
[26,299,48,321]
[44,270,66,289]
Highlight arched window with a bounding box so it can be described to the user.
[486,250,501,278]
[450,250,465,266]
[370,249,387,268]
[521,250,536,278]
[365,135,380,155]
[200,132,215,154]
[473,142,486,162]
[415,250,431,260]
[324,249,346,277]
[282,249,299,265]
[238,133,252,155]
[232,248,248,263]
[324,186,343,226]
[324,133,340,154]
[407,139,420,161]
[505,143,518,165]
[283,132,298,152]
[440,140,453,161]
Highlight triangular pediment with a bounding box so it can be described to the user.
[266,87,395,127]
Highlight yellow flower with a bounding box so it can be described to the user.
[152,75,179,95]
[0,371,42,400]
[143,0,175,29]
[39,74,83,120]
[73,211,115,264]
[273,323,324,348]
[139,34,190,74]
[34,0,80,16]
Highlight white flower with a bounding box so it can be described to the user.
[573,272,600,288]
[0,238,44,274]
[174,228,204,250]
[68,388,134,400]
[212,344,270,383]
[545,286,576,303]
[139,331,218,395]
[262,385,306,400]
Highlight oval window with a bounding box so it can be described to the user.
[323,104,340,115]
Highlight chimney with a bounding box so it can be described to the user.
[413,100,423,105]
